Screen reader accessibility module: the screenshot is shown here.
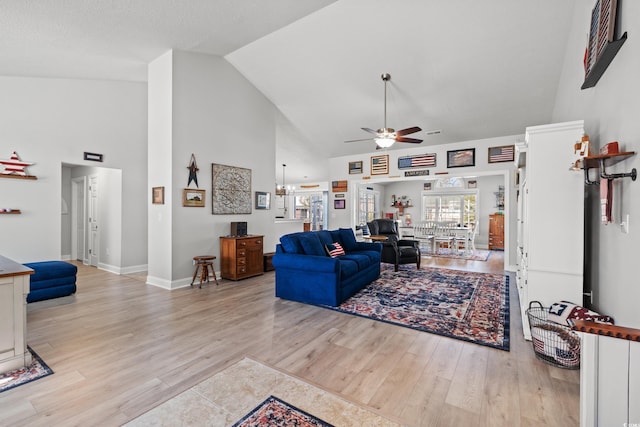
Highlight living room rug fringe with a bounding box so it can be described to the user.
[324,265,510,351]
[423,249,492,261]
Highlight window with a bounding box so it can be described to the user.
[358,188,380,225]
[422,191,477,226]
[293,192,327,230]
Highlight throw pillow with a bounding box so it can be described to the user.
[325,242,345,258]
[298,233,326,256]
[335,228,358,251]
[548,301,614,325]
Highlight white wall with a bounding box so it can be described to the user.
[328,135,519,266]
[61,166,72,259]
[552,2,640,327]
[148,50,279,287]
[0,76,147,267]
[357,174,504,249]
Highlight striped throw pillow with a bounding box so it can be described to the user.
[325,242,345,258]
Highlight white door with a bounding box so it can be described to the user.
[88,175,99,267]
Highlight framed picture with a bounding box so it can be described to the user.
[152,187,164,204]
[398,153,436,169]
[332,180,347,192]
[334,193,345,198]
[334,199,345,209]
[423,182,432,191]
[447,148,475,168]
[183,189,205,207]
[349,161,363,174]
[468,180,477,189]
[488,145,515,163]
[371,154,389,175]
[211,163,251,214]
[255,191,271,210]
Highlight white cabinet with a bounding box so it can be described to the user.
[0,255,32,373]
[516,120,585,340]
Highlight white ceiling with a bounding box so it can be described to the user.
[1,0,577,182]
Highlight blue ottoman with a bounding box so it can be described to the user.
[23,261,78,303]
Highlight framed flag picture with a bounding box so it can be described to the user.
[447,149,475,168]
[398,153,436,169]
[371,154,389,175]
[488,145,515,163]
[348,161,363,174]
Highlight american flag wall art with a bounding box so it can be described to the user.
[488,145,515,163]
[370,154,389,175]
[398,153,436,169]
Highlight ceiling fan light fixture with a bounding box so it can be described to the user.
[375,137,395,148]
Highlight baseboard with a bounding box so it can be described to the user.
[97,262,122,275]
[96,263,148,275]
[61,254,72,261]
[120,264,148,275]
[146,272,220,290]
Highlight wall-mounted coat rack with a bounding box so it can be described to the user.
[582,152,636,185]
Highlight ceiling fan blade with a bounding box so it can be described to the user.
[396,126,422,136]
[344,138,374,143]
[361,127,379,135]
[396,137,423,144]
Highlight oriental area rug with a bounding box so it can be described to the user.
[0,347,53,393]
[327,266,510,351]
[233,396,333,427]
[125,358,398,427]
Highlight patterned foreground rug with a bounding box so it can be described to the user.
[327,266,510,351]
[125,358,398,426]
[233,395,334,427]
[423,249,492,261]
[0,346,53,393]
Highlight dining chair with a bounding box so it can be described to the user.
[434,225,455,254]
[413,222,436,253]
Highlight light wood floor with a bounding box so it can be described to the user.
[1,251,579,426]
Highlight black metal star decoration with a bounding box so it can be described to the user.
[187,153,199,188]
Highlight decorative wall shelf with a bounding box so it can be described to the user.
[0,174,37,180]
[582,32,627,90]
[0,209,21,214]
[582,151,636,185]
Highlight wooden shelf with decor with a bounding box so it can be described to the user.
[0,174,37,180]
[582,32,627,90]
[0,209,21,215]
[391,203,412,216]
[581,151,636,185]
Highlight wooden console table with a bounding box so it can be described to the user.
[0,255,33,373]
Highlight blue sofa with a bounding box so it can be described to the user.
[24,261,77,303]
[272,228,382,306]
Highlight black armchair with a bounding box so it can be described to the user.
[368,219,421,271]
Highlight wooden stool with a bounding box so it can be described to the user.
[190,255,219,288]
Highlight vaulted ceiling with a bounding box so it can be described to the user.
[1,0,577,182]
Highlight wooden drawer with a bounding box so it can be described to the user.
[220,235,264,281]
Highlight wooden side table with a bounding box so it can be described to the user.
[190,255,219,288]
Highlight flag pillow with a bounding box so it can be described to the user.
[325,242,345,258]
[548,301,614,325]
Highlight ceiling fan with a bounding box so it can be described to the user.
[345,73,431,149]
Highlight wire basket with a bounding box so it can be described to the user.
[526,301,580,369]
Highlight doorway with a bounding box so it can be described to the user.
[63,164,122,268]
